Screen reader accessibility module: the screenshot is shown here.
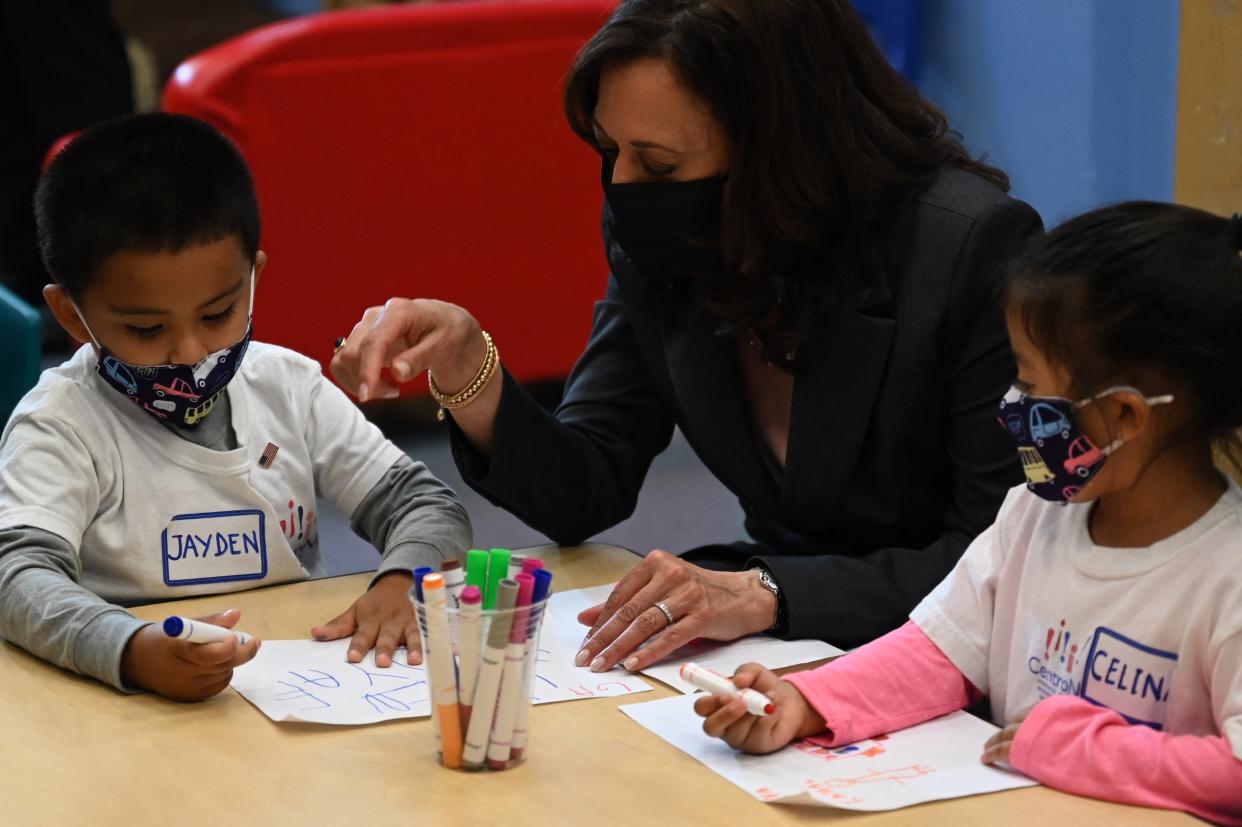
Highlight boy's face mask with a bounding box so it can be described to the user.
[601,160,725,281]
[997,384,1173,504]
[75,267,255,428]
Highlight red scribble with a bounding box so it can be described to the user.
[814,765,934,789]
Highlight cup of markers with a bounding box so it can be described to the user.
[411,549,553,771]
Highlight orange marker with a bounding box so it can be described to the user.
[423,574,464,767]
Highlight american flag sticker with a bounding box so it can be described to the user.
[258,442,280,468]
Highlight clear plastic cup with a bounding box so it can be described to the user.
[412,588,549,771]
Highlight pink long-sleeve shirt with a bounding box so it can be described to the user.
[784,621,1242,824]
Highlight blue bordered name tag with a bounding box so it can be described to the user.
[161,509,268,587]
[1081,626,1177,729]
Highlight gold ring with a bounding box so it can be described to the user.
[333,336,347,354]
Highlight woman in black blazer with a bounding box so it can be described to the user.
[329,0,1042,673]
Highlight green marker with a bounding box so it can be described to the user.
[484,548,510,610]
[466,549,489,594]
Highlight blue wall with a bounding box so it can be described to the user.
[918,0,1180,226]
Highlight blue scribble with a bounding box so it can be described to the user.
[288,669,340,688]
[362,681,426,714]
[275,680,332,711]
[348,661,417,686]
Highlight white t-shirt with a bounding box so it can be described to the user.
[912,483,1242,759]
[0,343,405,603]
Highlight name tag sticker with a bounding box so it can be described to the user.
[1081,626,1177,729]
[162,509,268,587]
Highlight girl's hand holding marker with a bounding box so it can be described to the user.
[681,662,775,715]
[690,662,828,755]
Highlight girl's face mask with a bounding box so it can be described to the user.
[997,384,1173,504]
[74,267,255,428]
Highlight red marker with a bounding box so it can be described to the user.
[486,573,535,770]
[456,585,483,735]
[680,662,776,716]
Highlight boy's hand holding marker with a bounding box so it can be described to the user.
[120,609,260,702]
[691,663,826,755]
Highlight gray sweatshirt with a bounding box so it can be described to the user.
[0,391,470,690]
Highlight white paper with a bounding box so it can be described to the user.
[554,584,845,692]
[231,640,433,724]
[230,591,653,725]
[642,635,844,693]
[620,694,1037,811]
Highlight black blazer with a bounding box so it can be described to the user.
[452,167,1043,647]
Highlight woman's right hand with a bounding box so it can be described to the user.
[329,298,485,402]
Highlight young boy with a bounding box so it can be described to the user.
[0,113,471,701]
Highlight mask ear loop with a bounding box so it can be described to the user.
[1078,386,1175,408]
[1075,387,1176,456]
[68,300,105,353]
[245,264,256,324]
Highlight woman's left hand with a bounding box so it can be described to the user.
[980,719,1024,765]
[575,550,778,673]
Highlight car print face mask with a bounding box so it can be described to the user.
[997,384,1173,504]
[75,267,255,428]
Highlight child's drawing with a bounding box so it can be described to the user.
[621,695,1038,811]
[230,589,655,725]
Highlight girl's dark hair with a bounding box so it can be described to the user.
[35,112,260,299]
[564,0,1008,364]
[1006,201,1242,462]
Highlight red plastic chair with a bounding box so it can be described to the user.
[163,0,616,390]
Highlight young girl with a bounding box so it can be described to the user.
[693,202,1242,822]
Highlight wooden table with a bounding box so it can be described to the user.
[0,543,1194,825]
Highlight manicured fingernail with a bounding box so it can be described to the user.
[358,382,369,402]
[393,361,410,380]
[575,648,590,667]
[623,657,639,671]
[381,387,400,400]
[589,656,605,672]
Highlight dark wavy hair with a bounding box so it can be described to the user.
[564,0,1009,366]
[1006,202,1242,467]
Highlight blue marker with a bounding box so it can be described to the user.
[531,568,553,605]
[528,569,554,642]
[510,568,554,762]
[163,615,252,645]
[412,566,434,602]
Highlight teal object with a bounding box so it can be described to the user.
[0,284,41,427]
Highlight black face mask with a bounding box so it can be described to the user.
[601,160,725,282]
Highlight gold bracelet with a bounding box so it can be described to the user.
[428,330,498,421]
